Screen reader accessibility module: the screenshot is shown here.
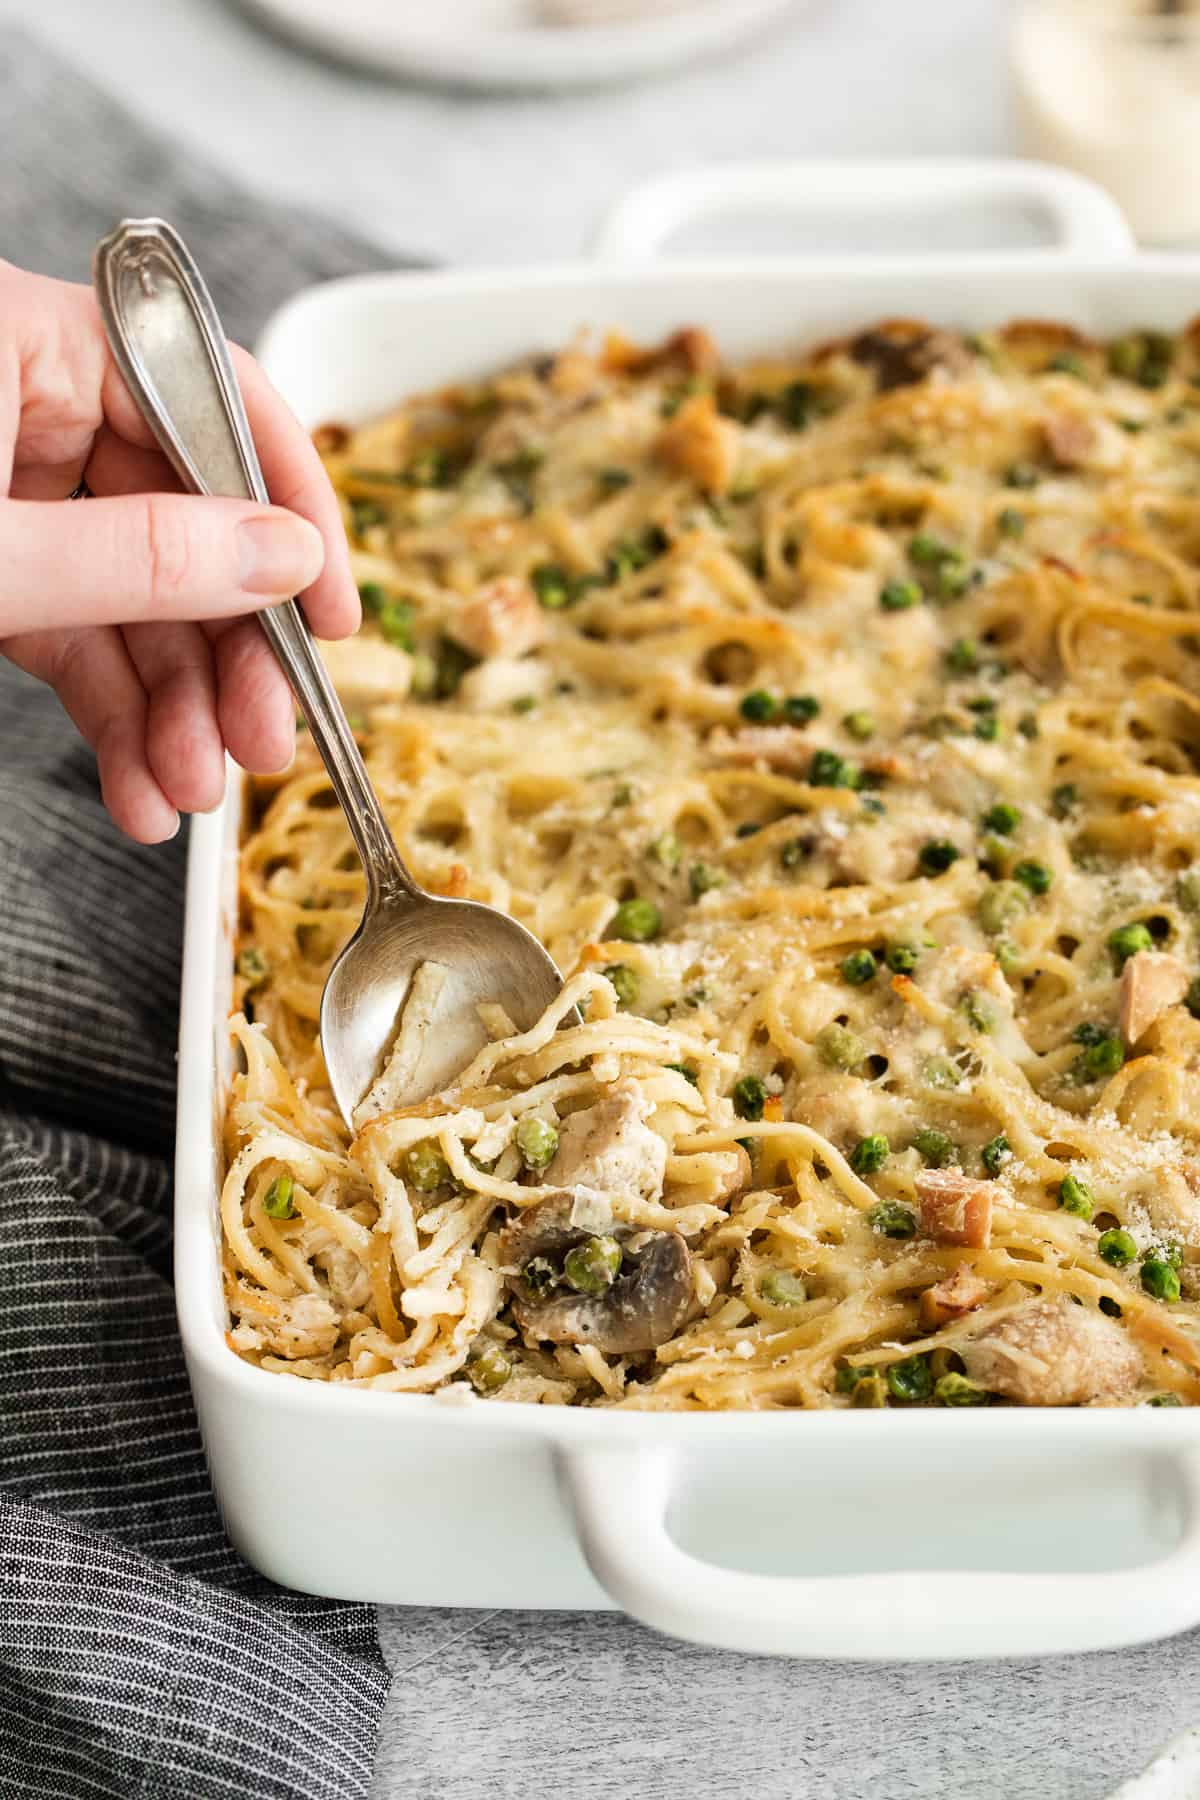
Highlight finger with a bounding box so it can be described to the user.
[122,621,226,815]
[9,458,87,502]
[86,424,294,783]
[229,347,360,640]
[0,492,325,636]
[210,616,296,774]
[3,624,178,843]
[84,423,183,500]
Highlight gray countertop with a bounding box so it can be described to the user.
[5,0,1194,1790]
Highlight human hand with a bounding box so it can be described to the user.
[0,258,359,842]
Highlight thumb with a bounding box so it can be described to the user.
[0,493,326,636]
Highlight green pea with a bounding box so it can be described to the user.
[973,714,1000,742]
[1176,870,1200,913]
[778,380,814,428]
[1059,1173,1094,1219]
[982,802,1021,836]
[939,561,975,601]
[1108,331,1173,389]
[1079,1034,1125,1081]
[909,531,949,566]
[759,1269,807,1308]
[515,1115,559,1171]
[609,897,661,942]
[1004,461,1040,490]
[522,1255,558,1299]
[564,1235,623,1296]
[1108,921,1154,969]
[357,580,387,614]
[923,1056,962,1090]
[740,689,777,722]
[467,1344,512,1394]
[237,947,268,987]
[913,1127,956,1168]
[997,507,1025,538]
[981,1134,1011,1176]
[1145,1392,1184,1407]
[403,1141,451,1192]
[1098,1228,1138,1268]
[1013,860,1052,896]
[880,579,921,612]
[961,991,996,1033]
[532,563,573,610]
[646,831,681,871]
[945,637,980,674]
[406,446,456,488]
[603,964,639,1011]
[885,941,921,975]
[841,948,878,986]
[850,1370,888,1407]
[350,497,387,534]
[843,710,876,741]
[1047,350,1089,379]
[432,637,475,700]
[868,1199,916,1238]
[887,1354,933,1403]
[378,600,415,650]
[815,1023,866,1070]
[783,694,821,723]
[689,862,724,901]
[934,1372,988,1406]
[733,1075,767,1121]
[1141,1257,1182,1303]
[851,1134,890,1176]
[809,749,859,789]
[263,1173,296,1220]
[918,840,961,876]
[605,525,669,582]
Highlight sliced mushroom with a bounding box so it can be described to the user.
[847,322,971,391]
[499,1193,692,1353]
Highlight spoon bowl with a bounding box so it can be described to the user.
[94,217,569,1127]
[321,893,567,1128]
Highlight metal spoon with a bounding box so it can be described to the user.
[93,218,568,1127]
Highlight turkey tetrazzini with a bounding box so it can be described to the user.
[222,317,1200,1409]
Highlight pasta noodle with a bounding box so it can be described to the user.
[222,316,1200,1408]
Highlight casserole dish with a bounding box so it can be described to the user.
[177,159,1200,1660]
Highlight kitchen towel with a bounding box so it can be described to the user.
[0,26,420,1800]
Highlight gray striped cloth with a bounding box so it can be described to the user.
[0,28,423,1798]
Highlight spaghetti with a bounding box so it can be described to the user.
[222,316,1200,1408]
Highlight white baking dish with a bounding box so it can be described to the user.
[177,160,1200,1661]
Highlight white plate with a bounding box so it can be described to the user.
[233,0,799,90]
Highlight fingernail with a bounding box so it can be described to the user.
[237,514,325,596]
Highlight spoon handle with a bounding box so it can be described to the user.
[92,217,422,908]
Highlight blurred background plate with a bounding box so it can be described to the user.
[233,0,800,90]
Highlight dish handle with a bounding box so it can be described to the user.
[591,159,1134,262]
[562,1443,1200,1660]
